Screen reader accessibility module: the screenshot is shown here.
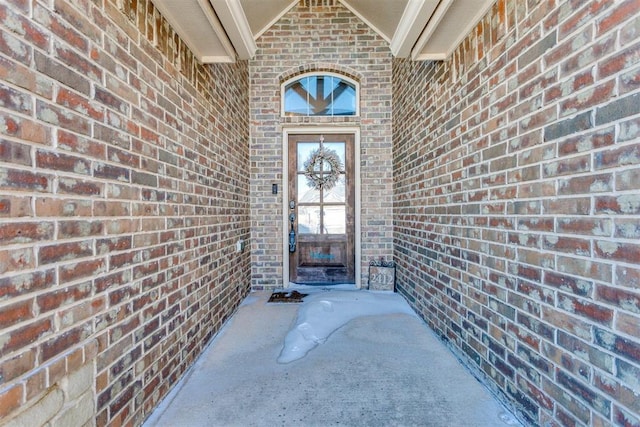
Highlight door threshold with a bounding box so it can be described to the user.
[287,282,358,291]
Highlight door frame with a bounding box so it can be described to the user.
[282,126,361,288]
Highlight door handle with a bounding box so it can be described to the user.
[289,213,296,253]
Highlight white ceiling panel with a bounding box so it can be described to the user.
[152,0,497,63]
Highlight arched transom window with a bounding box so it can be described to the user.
[282,73,358,117]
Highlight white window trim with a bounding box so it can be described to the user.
[280,72,360,117]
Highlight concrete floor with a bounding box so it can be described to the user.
[143,289,523,427]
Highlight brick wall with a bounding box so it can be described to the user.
[0,0,250,425]
[393,0,640,425]
[249,2,393,288]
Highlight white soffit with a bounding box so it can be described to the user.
[153,0,498,62]
[339,0,409,43]
[239,0,298,39]
[412,0,497,60]
[152,0,236,63]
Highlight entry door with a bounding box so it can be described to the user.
[288,134,355,284]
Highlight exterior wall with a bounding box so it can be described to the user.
[0,0,250,425]
[249,2,393,289]
[393,0,640,425]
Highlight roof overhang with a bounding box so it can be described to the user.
[151,0,497,63]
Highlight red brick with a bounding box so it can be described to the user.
[0,82,32,114]
[93,201,130,217]
[0,270,55,302]
[596,194,640,214]
[543,342,589,384]
[0,247,34,274]
[0,139,32,166]
[0,27,31,65]
[41,323,91,362]
[2,4,49,48]
[58,297,106,329]
[0,221,54,244]
[598,41,640,79]
[0,383,23,419]
[595,144,640,171]
[561,31,616,76]
[53,0,102,44]
[94,162,130,182]
[557,293,614,326]
[557,369,611,418]
[58,220,104,238]
[543,197,590,215]
[596,285,640,314]
[0,169,51,192]
[594,327,640,365]
[560,80,616,117]
[59,259,106,283]
[36,282,92,314]
[64,347,84,373]
[33,3,89,52]
[557,217,612,237]
[94,86,131,115]
[616,312,640,338]
[597,0,640,36]
[544,271,593,297]
[542,156,591,178]
[57,177,102,196]
[615,218,640,239]
[35,197,92,217]
[109,282,141,310]
[1,318,52,355]
[109,381,139,421]
[620,64,640,95]
[543,235,591,256]
[0,111,51,145]
[57,130,105,159]
[34,52,90,95]
[104,36,138,72]
[517,217,553,232]
[0,56,52,99]
[36,150,91,174]
[3,0,28,13]
[38,241,93,265]
[617,264,640,289]
[0,299,32,329]
[617,167,640,191]
[620,117,640,143]
[595,240,640,264]
[0,350,35,385]
[613,405,640,427]
[36,100,90,136]
[542,306,591,340]
[0,196,31,217]
[107,146,139,167]
[594,373,640,414]
[556,330,615,374]
[56,87,104,120]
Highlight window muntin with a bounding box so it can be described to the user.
[283,74,358,117]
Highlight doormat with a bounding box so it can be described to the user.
[267,290,308,303]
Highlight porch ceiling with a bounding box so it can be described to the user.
[151,0,496,63]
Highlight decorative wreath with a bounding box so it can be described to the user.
[303,148,343,190]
